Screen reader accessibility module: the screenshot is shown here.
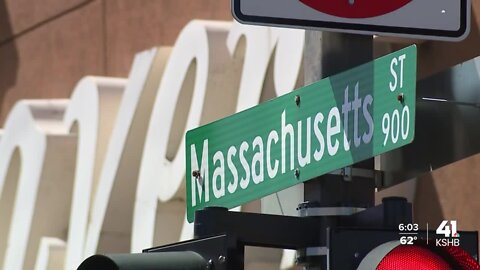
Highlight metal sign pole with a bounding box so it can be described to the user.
[300,31,375,269]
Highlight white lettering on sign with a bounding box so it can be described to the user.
[383,54,410,146]
[188,84,375,204]
[0,20,304,270]
[389,54,407,91]
[191,140,210,207]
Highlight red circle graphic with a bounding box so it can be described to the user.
[299,0,412,19]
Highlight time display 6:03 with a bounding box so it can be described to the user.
[398,223,419,231]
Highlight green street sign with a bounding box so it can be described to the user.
[186,45,417,222]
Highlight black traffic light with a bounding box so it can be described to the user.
[78,251,208,270]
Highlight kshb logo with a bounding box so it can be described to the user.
[436,220,459,238]
[436,220,460,247]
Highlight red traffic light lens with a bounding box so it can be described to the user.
[444,246,480,270]
[377,244,480,270]
[377,245,452,270]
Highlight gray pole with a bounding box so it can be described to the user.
[299,31,374,270]
[304,31,373,83]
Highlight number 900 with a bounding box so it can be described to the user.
[382,106,410,146]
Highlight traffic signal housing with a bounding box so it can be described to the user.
[77,251,208,270]
[76,204,480,270]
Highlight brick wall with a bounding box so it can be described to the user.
[0,0,231,124]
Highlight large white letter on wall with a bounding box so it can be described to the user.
[0,100,76,270]
[0,19,307,270]
[132,20,243,252]
[83,47,171,259]
[63,76,126,270]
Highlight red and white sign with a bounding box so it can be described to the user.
[299,0,411,19]
[232,0,471,41]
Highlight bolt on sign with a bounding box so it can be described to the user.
[186,45,417,222]
[231,0,471,41]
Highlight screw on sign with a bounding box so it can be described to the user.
[299,0,411,18]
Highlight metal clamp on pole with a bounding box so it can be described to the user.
[295,201,368,269]
[298,206,366,217]
[329,167,382,183]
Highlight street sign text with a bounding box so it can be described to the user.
[186,45,417,222]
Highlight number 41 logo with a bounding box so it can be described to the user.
[436,220,460,238]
